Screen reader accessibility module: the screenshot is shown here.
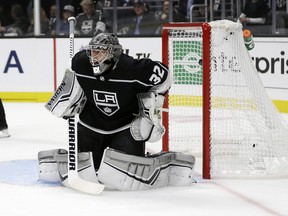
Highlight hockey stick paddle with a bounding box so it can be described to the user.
[67,17,105,195]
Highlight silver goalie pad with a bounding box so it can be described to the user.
[130,92,166,142]
[38,149,98,186]
[45,68,87,118]
[97,148,196,191]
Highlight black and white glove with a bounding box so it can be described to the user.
[130,92,166,142]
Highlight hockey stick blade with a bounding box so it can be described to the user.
[68,174,105,195]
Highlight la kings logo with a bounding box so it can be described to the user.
[81,20,93,34]
[93,90,119,116]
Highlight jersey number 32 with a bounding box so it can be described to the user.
[149,65,165,85]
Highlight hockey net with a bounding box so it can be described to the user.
[162,20,288,179]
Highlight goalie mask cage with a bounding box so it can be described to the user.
[161,20,288,179]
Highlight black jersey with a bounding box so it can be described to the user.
[71,50,171,134]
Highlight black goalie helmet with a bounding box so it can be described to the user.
[86,33,123,75]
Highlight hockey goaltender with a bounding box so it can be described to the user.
[38,33,195,192]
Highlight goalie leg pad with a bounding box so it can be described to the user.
[45,68,87,118]
[97,148,195,191]
[38,149,67,182]
[38,149,98,186]
[168,153,196,186]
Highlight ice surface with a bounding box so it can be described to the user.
[0,102,287,216]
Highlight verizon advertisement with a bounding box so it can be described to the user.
[250,37,288,101]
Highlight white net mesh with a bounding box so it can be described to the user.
[165,20,288,177]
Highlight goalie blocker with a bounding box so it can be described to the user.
[38,148,196,191]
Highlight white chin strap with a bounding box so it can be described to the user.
[92,65,101,75]
[90,55,110,76]
[92,62,112,76]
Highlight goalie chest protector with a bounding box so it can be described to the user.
[71,51,170,132]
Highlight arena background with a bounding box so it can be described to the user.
[0,37,287,113]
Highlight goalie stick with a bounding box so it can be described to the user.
[67,17,105,195]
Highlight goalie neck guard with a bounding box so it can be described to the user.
[86,33,123,76]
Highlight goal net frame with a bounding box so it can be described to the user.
[162,22,212,179]
[161,21,288,179]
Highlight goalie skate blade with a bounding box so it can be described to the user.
[68,178,105,195]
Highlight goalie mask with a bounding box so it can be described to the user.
[86,33,123,76]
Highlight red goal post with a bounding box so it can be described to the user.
[162,22,211,179]
[161,20,288,179]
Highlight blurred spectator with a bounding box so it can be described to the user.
[213,0,220,11]
[178,0,189,19]
[124,0,159,36]
[26,7,50,36]
[98,0,131,7]
[49,4,57,35]
[97,0,135,34]
[103,0,112,7]
[155,0,187,34]
[75,0,107,36]
[190,0,208,22]
[94,1,115,34]
[157,0,171,23]
[58,5,75,36]
[0,98,10,138]
[0,4,30,36]
[276,0,288,34]
[186,0,193,18]
[0,3,13,26]
[162,0,186,22]
[105,0,141,7]
[237,0,270,25]
[179,0,208,20]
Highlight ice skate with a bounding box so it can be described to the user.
[0,129,10,138]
